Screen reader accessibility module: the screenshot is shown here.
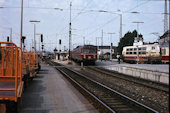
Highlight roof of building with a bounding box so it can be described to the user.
[160,30,170,39]
[160,42,169,48]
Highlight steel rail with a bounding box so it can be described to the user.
[87,66,169,93]
[54,62,158,113]
[58,68,116,113]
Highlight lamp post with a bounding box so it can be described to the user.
[20,0,23,48]
[54,48,57,60]
[117,12,122,41]
[96,37,101,60]
[29,20,40,58]
[69,2,72,60]
[78,9,123,52]
[98,10,122,42]
[108,32,115,61]
[132,21,144,64]
[35,33,43,55]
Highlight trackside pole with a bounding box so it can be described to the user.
[81,62,83,69]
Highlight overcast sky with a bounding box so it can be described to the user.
[0,0,169,52]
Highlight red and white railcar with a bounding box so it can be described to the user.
[71,45,97,64]
[122,43,161,63]
[161,46,169,63]
[159,30,169,64]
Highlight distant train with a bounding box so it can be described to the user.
[71,45,97,64]
[122,43,161,63]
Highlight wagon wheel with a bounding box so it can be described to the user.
[16,97,22,113]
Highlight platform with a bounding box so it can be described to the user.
[20,63,98,113]
[96,60,169,84]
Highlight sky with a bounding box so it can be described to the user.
[0,0,169,52]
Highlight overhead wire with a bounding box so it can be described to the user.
[57,0,93,36]
[71,0,93,22]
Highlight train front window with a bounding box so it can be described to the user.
[89,49,95,53]
[142,52,146,54]
[152,47,155,50]
[84,49,89,53]
[142,47,146,50]
[161,49,166,55]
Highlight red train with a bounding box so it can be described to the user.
[71,45,97,64]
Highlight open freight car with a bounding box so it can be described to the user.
[0,42,24,113]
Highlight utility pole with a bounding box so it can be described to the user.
[164,0,168,32]
[132,21,144,64]
[108,32,115,61]
[169,0,170,31]
[32,39,34,51]
[56,33,58,50]
[101,30,103,59]
[120,14,122,40]
[30,20,40,58]
[20,0,23,48]
[69,2,72,59]
[10,28,12,42]
[101,30,103,47]
[34,24,36,58]
[83,37,85,45]
[96,37,100,61]
[96,37,97,46]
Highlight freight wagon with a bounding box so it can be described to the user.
[0,42,24,113]
[0,42,41,113]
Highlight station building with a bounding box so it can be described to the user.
[95,46,117,60]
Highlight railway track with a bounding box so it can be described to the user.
[80,66,169,112]
[86,66,169,93]
[51,61,158,113]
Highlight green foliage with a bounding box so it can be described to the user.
[117,30,142,55]
[112,53,117,59]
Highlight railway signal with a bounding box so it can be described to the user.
[7,36,9,42]
[41,34,43,42]
[22,36,26,44]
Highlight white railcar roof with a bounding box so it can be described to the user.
[123,44,159,49]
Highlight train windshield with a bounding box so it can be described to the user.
[84,49,95,53]
[89,49,95,53]
[84,49,89,53]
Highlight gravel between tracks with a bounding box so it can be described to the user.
[73,67,169,113]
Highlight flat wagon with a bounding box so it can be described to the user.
[0,42,24,113]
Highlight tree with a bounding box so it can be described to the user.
[117,30,143,55]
